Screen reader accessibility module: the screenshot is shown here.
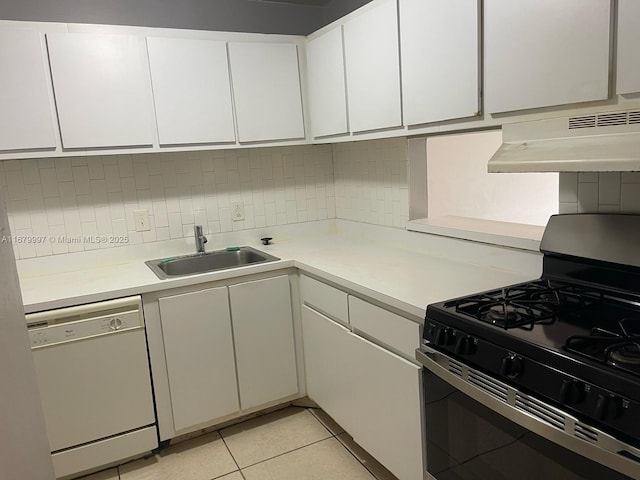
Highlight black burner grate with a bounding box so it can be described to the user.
[565,319,640,374]
[444,279,602,330]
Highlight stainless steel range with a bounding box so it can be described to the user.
[417,214,640,480]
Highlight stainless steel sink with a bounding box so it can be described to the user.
[145,246,280,279]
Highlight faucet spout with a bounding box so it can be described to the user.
[194,225,208,254]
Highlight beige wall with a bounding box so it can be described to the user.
[425,130,558,226]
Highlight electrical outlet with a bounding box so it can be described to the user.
[231,201,245,221]
[133,209,150,231]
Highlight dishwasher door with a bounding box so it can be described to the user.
[27,296,156,474]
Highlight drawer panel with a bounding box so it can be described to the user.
[300,275,349,324]
[348,296,420,360]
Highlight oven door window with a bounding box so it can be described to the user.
[424,370,633,480]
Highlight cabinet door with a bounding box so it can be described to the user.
[159,287,239,432]
[301,305,356,434]
[228,42,305,142]
[344,0,402,133]
[484,0,610,113]
[0,30,56,151]
[616,0,640,95]
[345,331,423,480]
[146,37,236,146]
[399,0,479,125]
[229,275,298,410]
[47,32,155,149]
[306,27,348,138]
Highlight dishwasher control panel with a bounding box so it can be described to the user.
[28,309,142,348]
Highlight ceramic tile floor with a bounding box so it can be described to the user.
[78,406,399,480]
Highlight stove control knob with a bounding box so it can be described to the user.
[559,379,585,405]
[434,327,453,347]
[500,354,523,379]
[454,335,476,355]
[595,394,622,421]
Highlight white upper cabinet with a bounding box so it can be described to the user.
[0,30,56,152]
[306,27,348,138]
[343,0,402,133]
[616,0,640,95]
[146,37,236,146]
[228,42,305,143]
[484,0,611,114]
[46,32,155,149]
[399,0,479,125]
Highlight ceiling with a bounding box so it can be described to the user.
[249,0,332,6]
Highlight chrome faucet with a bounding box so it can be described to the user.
[194,225,207,254]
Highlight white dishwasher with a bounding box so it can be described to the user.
[26,296,157,479]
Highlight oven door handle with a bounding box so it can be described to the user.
[416,347,640,479]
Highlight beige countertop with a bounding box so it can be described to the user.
[17,220,542,319]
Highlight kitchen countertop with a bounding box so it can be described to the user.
[17,220,542,319]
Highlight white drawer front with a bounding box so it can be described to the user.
[348,296,420,360]
[300,275,349,324]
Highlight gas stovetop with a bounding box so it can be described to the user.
[421,214,640,447]
[438,278,640,377]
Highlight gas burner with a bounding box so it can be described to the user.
[443,279,601,330]
[565,319,640,373]
[531,291,561,303]
[484,304,521,325]
[608,343,640,366]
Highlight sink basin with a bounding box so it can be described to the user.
[145,246,280,279]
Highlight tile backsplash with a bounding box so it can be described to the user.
[0,145,337,259]
[0,137,412,259]
[559,172,640,214]
[333,137,409,228]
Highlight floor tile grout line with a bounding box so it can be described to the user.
[306,407,387,480]
[334,433,392,480]
[238,434,334,470]
[218,432,243,477]
[305,407,344,438]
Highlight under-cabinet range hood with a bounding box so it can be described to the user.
[488,107,640,172]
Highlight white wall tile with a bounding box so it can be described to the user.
[40,168,59,198]
[55,158,73,182]
[87,158,105,180]
[25,184,45,213]
[133,162,150,190]
[598,173,621,206]
[91,179,108,206]
[559,172,640,215]
[578,172,598,183]
[72,166,91,195]
[59,182,77,210]
[333,138,408,228]
[558,173,578,203]
[21,160,40,185]
[6,170,26,201]
[577,182,598,213]
[621,183,640,213]
[2,141,406,259]
[104,164,121,193]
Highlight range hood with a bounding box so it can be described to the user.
[488,108,640,172]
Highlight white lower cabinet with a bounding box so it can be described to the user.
[344,330,423,480]
[229,275,298,410]
[158,286,239,432]
[302,296,424,480]
[147,272,300,440]
[301,305,357,434]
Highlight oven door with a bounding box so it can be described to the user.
[417,348,639,480]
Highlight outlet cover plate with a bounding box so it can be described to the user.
[231,201,245,221]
